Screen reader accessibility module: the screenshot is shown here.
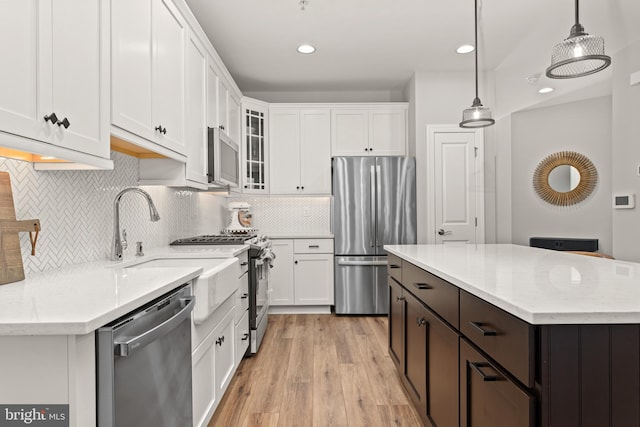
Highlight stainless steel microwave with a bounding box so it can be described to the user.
[207,127,240,188]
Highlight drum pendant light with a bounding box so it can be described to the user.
[546,0,611,79]
[460,0,495,129]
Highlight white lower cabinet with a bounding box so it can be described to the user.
[235,310,250,366]
[270,238,334,308]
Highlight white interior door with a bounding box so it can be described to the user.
[428,125,484,244]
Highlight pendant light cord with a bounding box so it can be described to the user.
[574,0,579,26]
[474,0,479,100]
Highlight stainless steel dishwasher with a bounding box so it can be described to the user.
[97,284,195,427]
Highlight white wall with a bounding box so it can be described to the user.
[612,40,640,261]
[510,96,613,254]
[408,70,499,243]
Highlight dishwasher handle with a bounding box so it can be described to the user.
[114,296,195,357]
[337,260,388,267]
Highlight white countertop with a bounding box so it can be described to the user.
[0,245,249,336]
[384,244,640,325]
[268,233,334,239]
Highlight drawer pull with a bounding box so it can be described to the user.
[416,317,427,327]
[241,333,249,341]
[395,296,405,302]
[389,264,401,269]
[241,293,249,299]
[240,262,249,266]
[413,283,432,290]
[308,245,320,248]
[469,321,497,336]
[469,362,500,382]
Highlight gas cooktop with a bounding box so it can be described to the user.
[170,234,257,246]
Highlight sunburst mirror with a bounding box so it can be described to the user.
[533,151,598,206]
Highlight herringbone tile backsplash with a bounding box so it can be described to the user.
[0,152,227,276]
[1,151,331,277]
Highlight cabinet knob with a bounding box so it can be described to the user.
[301,186,304,190]
[364,148,369,152]
[294,260,298,264]
[416,318,426,327]
[296,186,300,190]
[44,112,58,124]
[56,117,70,129]
[244,185,248,189]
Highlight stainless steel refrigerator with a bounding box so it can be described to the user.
[332,156,416,314]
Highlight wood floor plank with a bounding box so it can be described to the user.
[339,363,381,427]
[210,314,423,427]
[277,382,313,427]
[312,343,349,426]
[377,404,424,426]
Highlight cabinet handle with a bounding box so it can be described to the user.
[44,112,58,124]
[241,333,249,341]
[241,293,249,299]
[308,245,320,248]
[469,321,497,336]
[416,317,426,327]
[389,264,401,269]
[413,282,432,290]
[215,336,225,346]
[240,262,249,266]
[395,296,405,302]
[155,125,167,134]
[469,361,500,382]
[56,117,70,129]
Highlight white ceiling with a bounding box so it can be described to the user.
[185,0,640,99]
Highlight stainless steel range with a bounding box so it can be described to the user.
[170,234,273,355]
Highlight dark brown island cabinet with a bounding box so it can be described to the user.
[387,252,640,427]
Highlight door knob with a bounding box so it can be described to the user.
[437,229,452,236]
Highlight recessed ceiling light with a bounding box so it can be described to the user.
[538,87,555,94]
[297,44,316,54]
[456,44,474,54]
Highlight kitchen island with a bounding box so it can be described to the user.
[385,244,640,427]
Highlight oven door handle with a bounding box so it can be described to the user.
[114,297,195,357]
[337,260,388,267]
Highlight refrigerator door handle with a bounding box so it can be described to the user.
[337,260,389,267]
[370,165,376,248]
[375,164,382,247]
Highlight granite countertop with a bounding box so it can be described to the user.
[384,244,640,325]
[0,245,249,336]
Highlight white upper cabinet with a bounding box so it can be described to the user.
[0,0,110,164]
[112,0,186,156]
[184,29,208,185]
[241,98,269,193]
[331,105,408,156]
[269,107,331,195]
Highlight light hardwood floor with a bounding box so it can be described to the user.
[208,314,423,427]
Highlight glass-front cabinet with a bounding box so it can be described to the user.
[241,98,269,193]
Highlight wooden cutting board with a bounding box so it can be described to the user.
[0,172,40,285]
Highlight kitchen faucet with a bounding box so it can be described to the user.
[111,188,160,261]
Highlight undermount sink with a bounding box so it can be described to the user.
[126,257,240,324]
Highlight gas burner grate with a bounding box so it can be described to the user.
[170,234,257,246]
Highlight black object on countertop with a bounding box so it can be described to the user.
[529,237,599,252]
